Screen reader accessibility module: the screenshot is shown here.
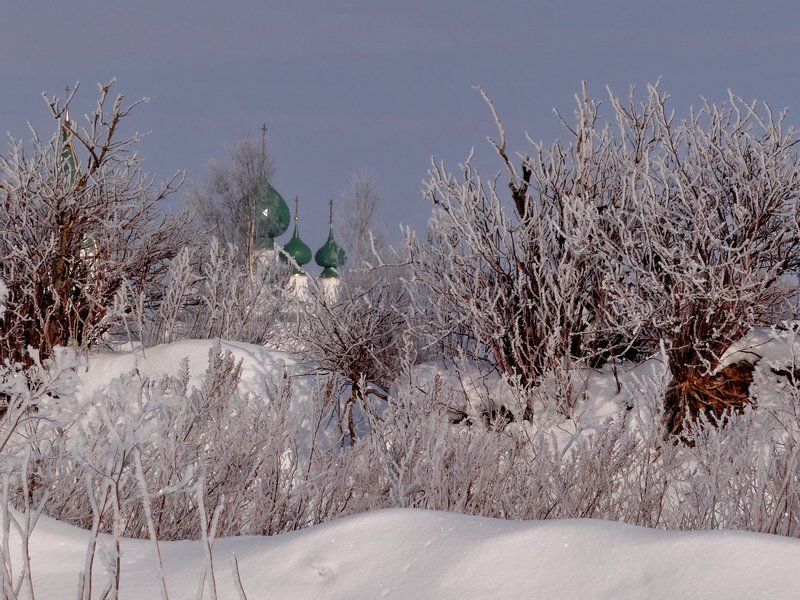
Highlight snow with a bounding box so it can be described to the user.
[75,338,338,454]
[717,326,800,373]
[10,509,800,599]
[40,335,800,597]
[77,339,309,400]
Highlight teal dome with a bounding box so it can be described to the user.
[315,229,347,278]
[82,235,98,251]
[280,197,312,273]
[315,200,347,278]
[255,181,291,249]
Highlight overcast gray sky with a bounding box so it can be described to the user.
[3,1,800,247]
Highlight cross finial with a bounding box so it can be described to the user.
[260,122,268,156]
[328,199,334,229]
[64,85,72,125]
[294,196,299,224]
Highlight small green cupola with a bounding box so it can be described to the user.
[280,196,312,274]
[82,235,98,253]
[254,181,291,250]
[314,199,347,278]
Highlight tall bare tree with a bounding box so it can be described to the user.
[188,134,276,273]
[340,168,386,267]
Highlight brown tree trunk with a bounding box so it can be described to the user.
[663,360,755,439]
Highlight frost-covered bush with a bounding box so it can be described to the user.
[596,86,800,434]
[189,241,290,345]
[410,84,800,424]
[138,239,290,347]
[345,365,800,534]
[293,268,410,445]
[6,344,321,541]
[407,87,644,414]
[0,81,188,366]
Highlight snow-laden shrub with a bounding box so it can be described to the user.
[0,81,188,367]
[134,238,291,347]
[597,88,800,435]
[187,239,291,345]
[292,268,410,445]
[9,343,323,540]
[345,366,800,534]
[406,86,645,414]
[410,84,800,425]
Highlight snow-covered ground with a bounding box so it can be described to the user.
[9,509,800,599]
[77,339,311,400]
[75,338,340,453]
[40,334,797,598]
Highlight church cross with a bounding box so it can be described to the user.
[261,122,268,156]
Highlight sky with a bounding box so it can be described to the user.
[3,0,800,248]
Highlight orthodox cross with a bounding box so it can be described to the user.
[328,199,334,229]
[261,122,268,157]
[64,85,72,124]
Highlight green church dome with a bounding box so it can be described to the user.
[82,235,98,251]
[255,181,291,249]
[315,200,347,278]
[280,197,312,273]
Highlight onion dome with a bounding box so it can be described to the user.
[254,180,291,249]
[80,235,99,269]
[280,197,312,274]
[82,235,98,253]
[314,199,347,278]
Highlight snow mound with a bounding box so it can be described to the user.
[718,326,800,372]
[17,509,800,599]
[77,338,309,399]
[76,338,333,453]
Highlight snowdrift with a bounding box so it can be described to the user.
[77,339,310,400]
[75,338,335,452]
[13,509,800,599]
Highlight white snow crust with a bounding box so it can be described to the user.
[9,509,800,599]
